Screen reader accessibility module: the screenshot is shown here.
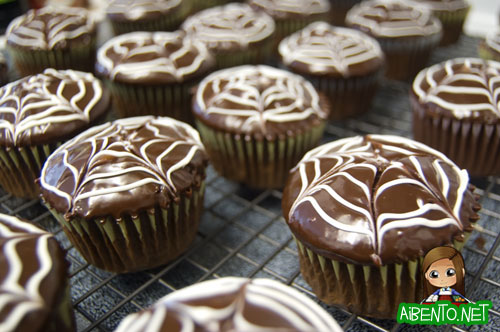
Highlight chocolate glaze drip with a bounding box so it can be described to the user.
[115,277,343,332]
[39,116,207,219]
[0,69,109,148]
[282,135,479,266]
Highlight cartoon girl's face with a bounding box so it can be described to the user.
[425,258,457,288]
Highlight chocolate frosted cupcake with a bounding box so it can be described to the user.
[479,32,500,62]
[0,69,109,198]
[0,213,75,332]
[190,0,233,13]
[346,0,442,81]
[6,7,96,76]
[282,135,480,318]
[106,0,191,34]
[40,116,208,273]
[96,31,213,122]
[115,277,343,332]
[279,22,384,120]
[193,65,329,189]
[181,3,275,68]
[412,58,500,177]
[248,0,330,47]
[410,0,470,45]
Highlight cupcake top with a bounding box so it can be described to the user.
[192,65,329,138]
[410,0,469,12]
[106,0,182,22]
[345,0,442,38]
[181,3,275,52]
[0,69,109,148]
[279,22,384,78]
[0,213,68,332]
[40,116,207,219]
[412,58,500,122]
[96,31,214,85]
[282,135,479,266]
[6,6,95,50]
[248,0,330,19]
[115,277,343,332]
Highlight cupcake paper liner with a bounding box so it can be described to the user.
[328,0,362,26]
[212,38,274,69]
[191,0,233,13]
[433,7,470,46]
[196,120,325,189]
[412,103,500,177]
[274,14,328,49]
[0,143,60,198]
[295,233,470,319]
[7,39,97,77]
[106,79,196,124]
[47,182,205,273]
[110,1,192,35]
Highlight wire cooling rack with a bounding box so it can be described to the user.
[1,35,499,332]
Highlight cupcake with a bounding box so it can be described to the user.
[96,31,214,122]
[248,0,330,47]
[478,32,500,62]
[39,116,208,273]
[279,22,384,120]
[0,53,8,86]
[346,0,442,81]
[181,3,275,68]
[192,65,329,189]
[0,213,75,332]
[190,0,233,13]
[6,7,96,77]
[106,0,191,34]
[411,57,500,177]
[115,277,343,331]
[0,69,109,198]
[328,0,362,26]
[410,0,470,46]
[282,135,480,318]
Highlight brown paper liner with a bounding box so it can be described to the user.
[47,182,205,273]
[0,143,60,198]
[196,121,325,189]
[432,7,470,46]
[412,97,500,177]
[212,36,275,69]
[328,0,362,26]
[273,13,329,50]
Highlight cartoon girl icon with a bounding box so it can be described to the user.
[421,246,471,304]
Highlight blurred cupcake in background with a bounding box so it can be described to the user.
[279,22,384,120]
[478,32,500,62]
[328,0,362,26]
[6,6,96,76]
[248,0,330,47]
[346,0,442,81]
[106,0,191,34]
[0,53,8,86]
[182,3,275,68]
[190,0,235,13]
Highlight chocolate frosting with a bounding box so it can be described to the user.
[0,69,109,148]
[412,58,500,122]
[0,213,68,332]
[248,0,330,19]
[39,116,208,219]
[106,0,182,22]
[192,65,329,138]
[282,135,479,266]
[345,0,442,38]
[6,6,95,50]
[279,22,384,78]
[115,277,343,332]
[181,3,275,53]
[96,31,214,85]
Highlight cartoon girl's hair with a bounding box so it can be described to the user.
[422,246,466,299]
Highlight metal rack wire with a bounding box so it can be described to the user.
[1,35,498,331]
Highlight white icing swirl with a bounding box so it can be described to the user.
[194,65,328,134]
[115,277,343,332]
[96,31,213,83]
[40,116,205,216]
[106,0,182,21]
[0,68,106,146]
[412,57,500,119]
[279,22,383,76]
[6,6,95,49]
[0,214,59,331]
[249,0,330,16]
[346,0,442,38]
[181,3,275,50]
